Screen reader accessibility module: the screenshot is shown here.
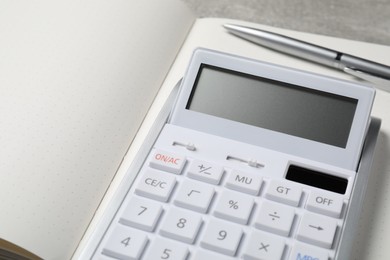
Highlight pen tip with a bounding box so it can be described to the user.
[223,23,242,32]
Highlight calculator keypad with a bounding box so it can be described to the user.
[99,148,345,260]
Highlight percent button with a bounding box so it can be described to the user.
[229,200,239,209]
[214,190,254,224]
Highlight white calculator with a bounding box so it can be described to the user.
[79,48,381,260]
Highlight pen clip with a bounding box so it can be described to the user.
[343,67,390,92]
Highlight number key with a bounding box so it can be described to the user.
[143,237,189,260]
[101,226,148,260]
[119,196,162,231]
[159,207,202,244]
[200,219,243,256]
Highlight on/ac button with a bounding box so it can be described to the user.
[149,149,186,175]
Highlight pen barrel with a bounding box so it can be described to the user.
[281,42,337,68]
[340,54,390,79]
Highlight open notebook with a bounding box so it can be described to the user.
[0,0,389,259]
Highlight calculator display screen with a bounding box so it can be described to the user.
[186,64,358,148]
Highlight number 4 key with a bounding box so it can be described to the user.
[102,226,148,260]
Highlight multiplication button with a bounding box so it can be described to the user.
[242,230,285,260]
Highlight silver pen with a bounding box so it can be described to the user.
[224,23,390,92]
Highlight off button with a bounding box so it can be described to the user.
[306,191,344,218]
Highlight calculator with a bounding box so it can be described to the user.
[79,48,381,260]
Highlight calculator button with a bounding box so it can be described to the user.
[213,190,254,224]
[296,212,337,248]
[135,169,176,202]
[159,207,202,244]
[200,219,243,256]
[192,250,235,260]
[101,226,148,260]
[265,180,302,206]
[143,237,189,260]
[187,160,224,184]
[149,149,186,174]
[288,242,329,260]
[119,196,162,231]
[225,170,262,195]
[306,191,344,218]
[174,180,215,213]
[255,200,295,237]
[242,230,285,260]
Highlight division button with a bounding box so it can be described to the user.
[255,200,295,237]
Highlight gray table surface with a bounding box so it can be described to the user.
[182,0,390,46]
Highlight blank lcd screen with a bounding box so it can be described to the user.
[186,65,358,148]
